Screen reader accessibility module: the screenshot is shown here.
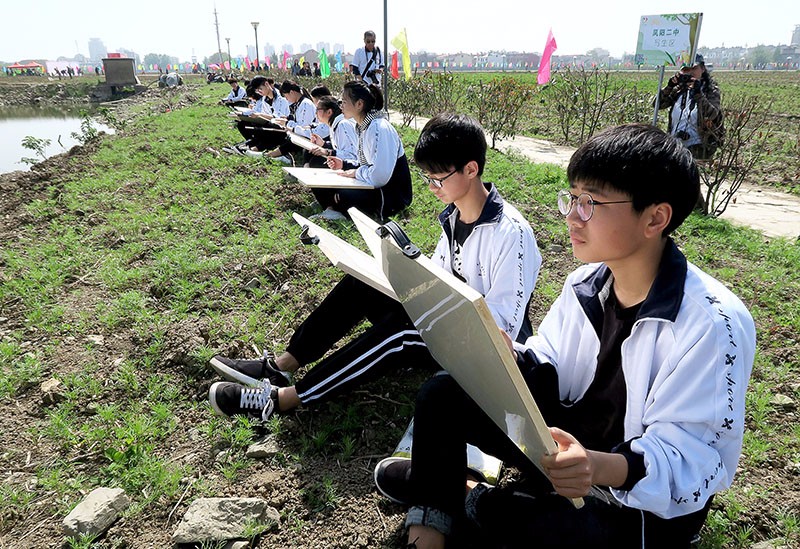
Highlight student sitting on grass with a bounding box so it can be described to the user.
[221,77,247,107]
[318,80,412,221]
[375,123,756,549]
[304,95,358,189]
[224,76,289,156]
[208,113,542,431]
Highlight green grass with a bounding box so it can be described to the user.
[0,80,797,546]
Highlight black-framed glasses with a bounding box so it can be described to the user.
[557,190,633,221]
[420,169,459,189]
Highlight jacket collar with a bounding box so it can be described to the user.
[573,238,687,336]
[437,182,504,237]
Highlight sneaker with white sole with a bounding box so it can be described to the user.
[311,208,347,221]
[266,155,293,165]
[244,149,265,158]
[374,456,413,505]
[208,381,278,422]
[210,352,292,387]
[222,145,245,156]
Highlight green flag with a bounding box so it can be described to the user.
[319,48,331,78]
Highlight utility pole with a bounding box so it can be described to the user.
[251,22,260,70]
[213,7,223,67]
[225,38,231,68]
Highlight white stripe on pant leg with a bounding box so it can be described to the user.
[297,329,426,403]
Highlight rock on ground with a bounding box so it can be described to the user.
[171,497,280,543]
[62,487,131,538]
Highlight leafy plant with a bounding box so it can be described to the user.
[19,135,52,165]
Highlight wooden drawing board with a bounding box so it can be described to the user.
[291,213,396,300]
[348,207,386,266]
[381,238,582,507]
[288,132,318,152]
[283,167,375,189]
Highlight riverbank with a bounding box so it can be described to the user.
[0,82,798,548]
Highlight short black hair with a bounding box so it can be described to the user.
[567,123,699,235]
[414,113,486,177]
[310,84,332,99]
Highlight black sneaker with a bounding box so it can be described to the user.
[210,352,292,387]
[208,381,278,422]
[374,457,413,505]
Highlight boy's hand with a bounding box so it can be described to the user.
[310,134,324,146]
[311,147,327,157]
[541,427,594,498]
[327,157,344,170]
[499,329,517,360]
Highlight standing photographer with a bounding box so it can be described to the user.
[658,54,723,161]
[351,30,384,85]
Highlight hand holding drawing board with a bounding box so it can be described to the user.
[376,222,583,508]
[292,208,581,507]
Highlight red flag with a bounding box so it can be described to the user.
[391,51,399,79]
[537,29,557,85]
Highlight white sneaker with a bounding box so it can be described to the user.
[273,155,293,165]
[244,149,264,158]
[311,208,347,221]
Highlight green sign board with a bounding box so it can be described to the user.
[635,13,703,67]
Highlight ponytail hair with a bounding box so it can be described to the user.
[343,80,384,113]
[280,79,312,101]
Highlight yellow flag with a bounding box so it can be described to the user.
[299,56,305,66]
[391,28,412,81]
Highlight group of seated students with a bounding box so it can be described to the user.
[208,94,756,546]
[219,75,412,221]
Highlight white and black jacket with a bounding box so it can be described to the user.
[329,113,358,163]
[514,239,755,520]
[433,184,541,342]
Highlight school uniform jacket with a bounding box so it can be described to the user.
[329,113,358,163]
[225,86,246,101]
[353,115,404,188]
[433,184,540,341]
[514,239,755,519]
[286,97,316,132]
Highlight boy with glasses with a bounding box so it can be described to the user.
[208,113,541,426]
[381,123,756,548]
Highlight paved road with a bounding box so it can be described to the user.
[390,111,799,240]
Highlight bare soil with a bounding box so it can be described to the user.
[1,83,798,549]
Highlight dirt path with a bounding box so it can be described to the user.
[390,111,800,240]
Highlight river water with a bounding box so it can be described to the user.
[0,106,113,174]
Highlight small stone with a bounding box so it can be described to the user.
[246,436,280,459]
[41,378,66,405]
[170,497,279,543]
[547,244,565,253]
[87,334,105,346]
[62,487,130,538]
[112,357,125,367]
[770,394,795,410]
[279,282,291,293]
[245,277,260,290]
[225,542,250,549]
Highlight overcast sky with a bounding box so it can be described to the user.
[3,0,798,62]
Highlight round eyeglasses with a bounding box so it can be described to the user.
[420,168,458,189]
[557,190,633,222]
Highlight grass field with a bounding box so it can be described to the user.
[0,80,798,547]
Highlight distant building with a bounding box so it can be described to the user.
[316,42,330,54]
[247,45,256,60]
[792,24,800,46]
[300,43,312,53]
[264,43,275,56]
[281,43,294,55]
[333,43,345,54]
[117,48,139,64]
[88,38,107,63]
